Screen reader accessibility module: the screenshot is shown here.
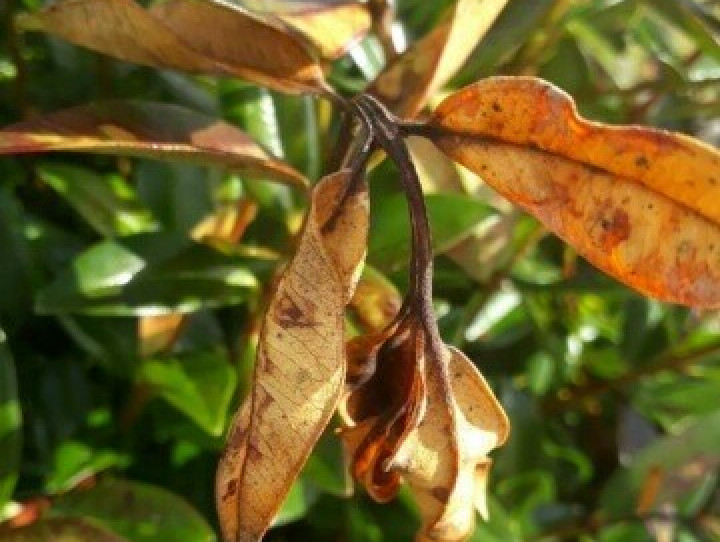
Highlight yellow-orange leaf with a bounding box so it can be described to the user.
[18,0,326,94]
[431,77,720,308]
[369,0,509,118]
[216,171,368,542]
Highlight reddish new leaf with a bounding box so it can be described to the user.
[216,171,368,542]
[0,101,306,187]
[430,76,720,308]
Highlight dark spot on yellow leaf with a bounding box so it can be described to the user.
[274,294,317,328]
[635,155,649,168]
[491,102,502,113]
[430,486,450,503]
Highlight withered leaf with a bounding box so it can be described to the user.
[341,320,509,541]
[390,347,508,542]
[240,0,372,60]
[369,0,509,118]
[17,0,326,94]
[0,101,306,187]
[431,77,720,308]
[216,171,368,542]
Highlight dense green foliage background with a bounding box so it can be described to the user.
[1,0,719,540]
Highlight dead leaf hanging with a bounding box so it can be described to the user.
[428,76,720,307]
[216,170,368,542]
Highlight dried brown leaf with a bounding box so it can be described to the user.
[369,0,509,118]
[341,319,508,541]
[0,101,307,187]
[216,171,368,542]
[240,1,372,60]
[431,77,720,307]
[18,0,326,93]
[389,347,508,542]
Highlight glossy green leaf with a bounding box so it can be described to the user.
[273,476,318,528]
[36,163,157,237]
[51,478,216,542]
[138,349,236,435]
[0,339,21,508]
[1,101,307,187]
[368,192,494,270]
[45,440,130,493]
[36,233,273,316]
[0,518,129,542]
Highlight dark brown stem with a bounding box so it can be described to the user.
[352,95,443,351]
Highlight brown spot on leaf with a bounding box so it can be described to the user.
[222,479,238,502]
[598,208,631,249]
[635,155,649,168]
[274,294,317,328]
[431,486,451,503]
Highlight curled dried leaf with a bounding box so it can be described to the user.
[390,346,508,541]
[430,77,720,308]
[341,319,508,541]
[216,171,368,542]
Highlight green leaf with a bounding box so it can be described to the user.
[51,478,215,542]
[36,233,272,316]
[0,338,21,508]
[0,188,34,329]
[36,163,157,237]
[0,518,129,542]
[648,0,720,63]
[138,349,236,435]
[302,429,349,497]
[45,440,130,493]
[368,192,493,270]
[601,409,720,518]
[273,476,318,528]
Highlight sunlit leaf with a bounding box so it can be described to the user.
[36,163,157,237]
[216,170,368,542]
[17,0,326,93]
[369,0,509,117]
[431,76,720,307]
[36,233,271,316]
[0,101,307,187]
[239,0,372,60]
[51,478,216,542]
[45,441,130,494]
[139,350,237,436]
